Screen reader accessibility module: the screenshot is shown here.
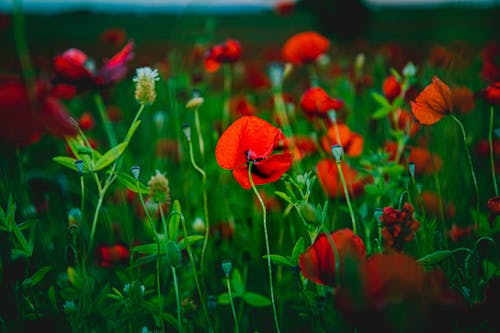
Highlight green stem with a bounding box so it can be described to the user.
[137,181,165,333]
[80,175,85,218]
[335,161,357,235]
[248,163,281,333]
[194,107,205,162]
[489,106,498,197]
[171,265,183,333]
[226,277,239,333]
[95,94,117,147]
[450,114,480,230]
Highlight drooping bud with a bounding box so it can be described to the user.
[186,89,204,109]
[133,67,159,105]
[68,208,82,230]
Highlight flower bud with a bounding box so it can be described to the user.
[74,160,84,175]
[130,165,140,180]
[182,123,192,141]
[147,170,171,206]
[133,67,159,105]
[331,144,343,162]
[221,259,232,278]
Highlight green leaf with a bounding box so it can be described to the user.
[218,292,231,305]
[231,269,245,296]
[124,119,142,143]
[178,235,204,250]
[10,249,30,260]
[291,237,305,263]
[364,184,386,196]
[132,243,163,256]
[53,156,89,173]
[22,266,52,288]
[262,254,294,267]
[94,142,128,171]
[117,172,150,194]
[418,248,470,266]
[371,92,390,107]
[168,201,182,242]
[242,292,271,307]
[48,285,57,311]
[372,106,392,119]
[274,191,294,205]
[67,267,82,289]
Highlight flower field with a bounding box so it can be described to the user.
[0,2,499,332]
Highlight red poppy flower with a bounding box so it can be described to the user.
[300,87,344,118]
[78,112,95,131]
[96,243,130,267]
[451,86,475,114]
[408,146,443,176]
[316,159,368,198]
[299,228,366,286]
[410,76,452,125]
[0,76,77,146]
[215,116,292,190]
[229,95,257,118]
[448,224,474,242]
[282,135,317,161]
[282,31,329,65]
[391,108,420,137]
[481,42,500,82]
[204,39,241,73]
[52,40,134,91]
[320,123,364,157]
[482,81,500,105]
[382,75,401,102]
[419,191,456,220]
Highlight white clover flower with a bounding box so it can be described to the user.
[134,67,159,105]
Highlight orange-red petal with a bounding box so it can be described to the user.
[410,76,452,125]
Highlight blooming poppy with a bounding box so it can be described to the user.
[52,40,134,92]
[215,116,293,190]
[410,76,453,125]
[316,159,368,198]
[204,39,241,73]
[0,76,77,146]
[299,228,366,286]
[300,86,344,118]
[95,243,130,267]
[382,75,401,102]
[379,203,420,252]
[451,86,475,114]
[481,81,500,105]
[320,123,364,157]
[282,31,329,65]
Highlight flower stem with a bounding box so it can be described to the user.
[94,93,117,147]
[171,265,183,333]
[248,163,281,333]
[450,114,480,230]
[80,175,85,219]
[194,107,205,162]
[335,161,357,235]
[226,277,239,333]
[489,106,498,197]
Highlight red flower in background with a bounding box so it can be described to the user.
[299,228,366,286]
[487,196,500,227]
[300,87,344,118]
[408,146,443,176]
[451,86,475,114]
[320,123,364,158]
[215,116,292,190]
[316,159,368,198]
[204,39,241,73]
[78,112,95,131]
[382,75,401,102]
[100,28,127,48]
[282,135,317,161]
[419,191,456,220]
[448,224,474,242]
[379,203,420,252]
[229,95,257,118]
[481,42,500,82]
[282,31,329,65]
[0,76,77,146]
[391,109,420,137]
[274,1,295,16]
[481,81,500,105]
[52,40,134,92]
[96,243,130,267]
[410,76,452,125]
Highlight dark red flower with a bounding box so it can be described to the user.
[215,116,292,189]
[487,196,500,227]
[282,31,329,65]
[96,243,130,267]
[379,203,420,251]
[451,86,475,114]
[383,75,401,102]
[52,40,134,91]
[482,81,500,105]
[299,228,366,286]
[229,95,257,118]
[419,191,456,220]
[0,76,77,146]
[274,1,295,16]
[300,87,344,118]
[100,28,127,48]
[408,146,443,176]
[448,224,474,242]
[410,76,452,125]
[204,39,241,73]
[481,43,500,82]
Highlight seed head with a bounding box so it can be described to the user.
[133,67,159,105]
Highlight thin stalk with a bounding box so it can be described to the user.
[194,107,205,161]
[186,137,210,284]
[137,181,165,333]
[450,114,480,229]
[226,277,239,333]
[171,265,183,333]
[489,106,498,196]
[335,161,357,235]
[94,94,117,147]
[80,175,85,217]
[248,163,281,333]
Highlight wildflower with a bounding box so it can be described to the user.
[379,203,420,252]
[448,224,474,242]
[133,67,159,105]
[204,39,241,73]
[481,42,500,82]
[487,196,500,227]
[408,146,443,176]
[95,243,130,267]
[451,86,475,114]
[147,170,171,208]
[320,123,364,158]
[481,81,500,105]
[215,116,293,189]
[229,95,257,117]
[299,228,366,287]
[316,159,368,198]
[78,111,95,131]
[282,31,330,65]
[52,40,134,92]
[300,87,344,118]
[429,45,454,68]
[382,75,401,102]
[410,76,452,125]
[282,135,317,161]
[0,76,77,146]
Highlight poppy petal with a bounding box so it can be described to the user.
[410,76,452,125]
[95,40,134,85]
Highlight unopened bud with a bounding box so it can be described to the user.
[268,62,284,89]
[74,160,84,175]
[130,166,140,180]
[374,208,383,225]
[182,123,192,141]
[331,144,343,162]
[221,260,232,278]
[327,110,337,123]
[408,162,416,178]
[186,90,204,109]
